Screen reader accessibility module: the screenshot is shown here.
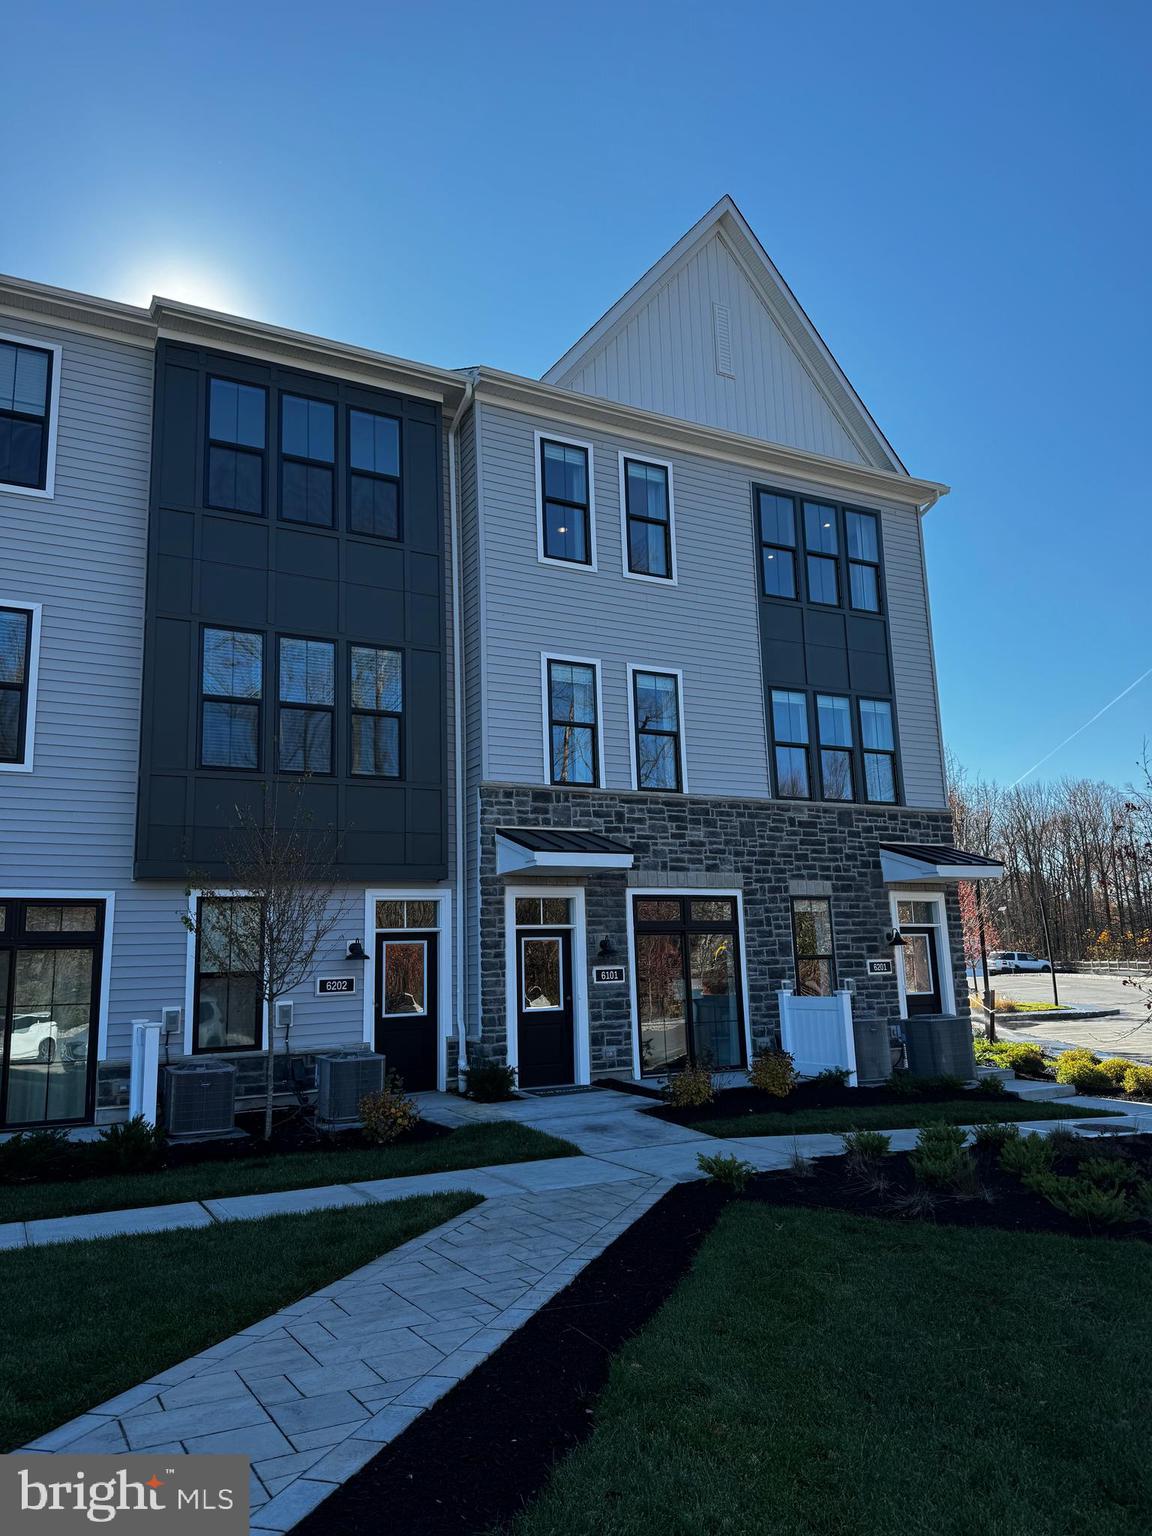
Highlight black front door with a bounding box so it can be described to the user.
[902,925,943,1015]
[375,930,438,1090]
[516,928,574,1088]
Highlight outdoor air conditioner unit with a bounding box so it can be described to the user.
[315,1051,386,1132]
[163,1062,237,1140]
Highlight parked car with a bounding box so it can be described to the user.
[990,951,1052,974]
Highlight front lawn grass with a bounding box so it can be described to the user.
[0,1193,476,1453]
[0,1122,575,1225]
[512,1204,1152,1536]
[687,1097,1118,1138]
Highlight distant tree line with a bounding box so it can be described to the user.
[947,751,1152,967]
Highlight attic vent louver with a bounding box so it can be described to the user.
[712,302,734,377]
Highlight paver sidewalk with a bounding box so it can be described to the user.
[25,1175,667,1532]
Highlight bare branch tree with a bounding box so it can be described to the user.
[182,781,347,1139]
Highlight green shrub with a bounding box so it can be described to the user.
[96,1116,167,1173]
[1122,1064,1152,1100]
[971,1121,1021,1152]
[1000,1132,1056,1180]
[841,1129,891,1165]
[462,1062,518,1102]
[1053,1049,1111,1094]
[974,1073,1007,1096]
[0,1129,76,1184]
[359,1074,421,1144]
[749,1050,795,1099]
[974,1038,1051,1078]
[1028,1173,1133,1226]
[1042,1124,1085,1160]
[664,1065,716,1108]
[809,1067,852,1089]
[1080,1156,1145,1193]
[1098,1058,1134,1090]
[697,1152,756,1191]
[910,1122,971,1188]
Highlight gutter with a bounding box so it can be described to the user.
[447,374,476,1086]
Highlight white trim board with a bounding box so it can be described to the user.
[504,884,590,1087]
[0,599,42,772]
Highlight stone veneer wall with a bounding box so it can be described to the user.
[476,784,966,1079]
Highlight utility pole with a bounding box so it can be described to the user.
[1037,891,1060,1007]
[976,884,996,1043]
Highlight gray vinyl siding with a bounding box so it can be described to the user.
[471,401,947,810]
[552,231,870,465]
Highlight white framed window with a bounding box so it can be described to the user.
[626,663,688,793]
[0,600,42,772]
[618,451,676,584]
[540,652,605,788]
[534,429,596,571]
[0,333,62,499]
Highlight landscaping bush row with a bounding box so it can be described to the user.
[663,1051,998,1111]
[974,1035,1152,1100]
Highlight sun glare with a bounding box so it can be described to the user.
[119,263,246,315]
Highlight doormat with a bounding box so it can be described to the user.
[521,1085,603,1097]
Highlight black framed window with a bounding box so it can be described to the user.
[770,689,810,798]
[792,898,836,996]
[540,439,591,564]
[860,698,897,802]
[632,895,745,1075]
[0,606,33,765]
[633,670,682,791]
[757,489,796,599]
[623,458,672,579]
[816,693,854,801]
[280,395,335,527]
[350,645,402,777]
[349,409,401,539]
[194,897,262,1052]
[804,501,840,605]
[201,628,263,769]
[207,378,266,515]
[847,509,881,612]
[277,637,335,774]
[0,340,53,491]
[547,659,598,786]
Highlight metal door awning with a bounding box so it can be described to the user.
[879,843,1004,883]
[496,827,635,875]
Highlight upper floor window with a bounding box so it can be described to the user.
[804,501,840,605]
[277,638,335,774]
[194,897,262,1052]
[538,436,593,566]
[622,456,674,581]
[771,689,810,798]
[860,698,897,802]
[0,339,55,494]
[758,490,796,599]
[349,409,401,539]
[201,627,263,769]
[280,395,335,527]
[208,379,266,515]
[0,605,37,769]
[816,694,854,800]
[631,669,683,792]
[847,509,881,612]
[545,657,599,786]
[350,645,402,777]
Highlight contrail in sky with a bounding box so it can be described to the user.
[1009,665,1152,789]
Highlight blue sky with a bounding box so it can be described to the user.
[3,0,1148,790]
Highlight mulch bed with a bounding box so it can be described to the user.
[293,1180,727,1536]
[650,1077,1011,1126]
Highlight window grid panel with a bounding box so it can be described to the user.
[624,459,672,579]
[770,688,810,798]
[758,488,798,600]
[792,897,836,996]
[541,439,591,565]
[633,671,682,792]
[350,645,403,778]
[195,897,262,1052]
[547,659,599,787]
[278,636,336,775]
[0,341,53,490]
[349,409,402,540]
[207,378,267,516]
[201,628,263,770]
[0,606,32,764]
[280,395,335,528]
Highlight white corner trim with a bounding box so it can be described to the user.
[363,886,452,1090]
[539,651,607,789]
[625,661,689,794]
[504,884,590,1086]
[0,599,42,772]
[617,450,678,586]
[533,427,597,572]
[0,331,62,499]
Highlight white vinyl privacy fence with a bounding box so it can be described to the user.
[778,988,857,1084]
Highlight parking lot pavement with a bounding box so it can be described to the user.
[975,970,1152,1062]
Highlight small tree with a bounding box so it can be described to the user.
[182,787,346,1140]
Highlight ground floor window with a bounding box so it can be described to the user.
[0,898,103,1127]
[792,898,836,996]
[632,895,744,1076]
[194,897,263,1052]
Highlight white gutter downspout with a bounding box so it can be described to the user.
[447,375,475,1087]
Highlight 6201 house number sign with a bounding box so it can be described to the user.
[316,976,357,996]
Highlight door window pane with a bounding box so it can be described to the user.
[383,941,427,1015]
[634,899,681,923]
[897,901,938,926]
[688,932,741,1068]
[690,900,736,923]
[541,898,572,924]
[636,932,687,1075]
[903,933,934,994]
[376,900,405,929]
[522,937,562,1010]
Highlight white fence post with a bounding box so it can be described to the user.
[836,989,858,1087]
[129,1021,162,1127]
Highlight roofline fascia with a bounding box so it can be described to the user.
[473,367,948,511]
[0,273,155,346]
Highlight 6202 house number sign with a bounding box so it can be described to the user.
[316,976,357,996]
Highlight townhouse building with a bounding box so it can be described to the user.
[0,197,998,1129]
